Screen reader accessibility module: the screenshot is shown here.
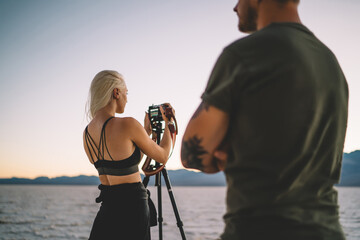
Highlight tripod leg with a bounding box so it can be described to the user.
[142,175,151,240]
[156,172,163,240]
[162,168,187,240]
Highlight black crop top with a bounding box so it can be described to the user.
[84,116,141,176]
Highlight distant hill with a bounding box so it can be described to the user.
[338,150,360,186]
[0,151,359,186]
[0,175,100,185]
[145,169,226,186]
[0,170,226,186]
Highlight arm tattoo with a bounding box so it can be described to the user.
[181,135,208,171]
[191,101,210,120]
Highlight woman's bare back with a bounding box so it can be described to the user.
[83,116,142,185]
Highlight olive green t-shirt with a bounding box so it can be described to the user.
[202,23,348,240]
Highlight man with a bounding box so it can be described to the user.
[181,0,348,239]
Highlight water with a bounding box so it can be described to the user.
[0,185,359,240]
[338,187,360,240]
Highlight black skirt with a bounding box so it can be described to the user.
[89,182,150,240]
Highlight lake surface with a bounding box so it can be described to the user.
[0,185,359,240]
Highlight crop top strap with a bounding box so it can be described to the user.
[85,116,115,163]
[99,116,115,161]
[84,126,101,163]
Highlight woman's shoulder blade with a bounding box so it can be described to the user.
[116,117,138,124]
[113,117,141,129]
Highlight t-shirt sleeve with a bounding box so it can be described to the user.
[201,49,241,113]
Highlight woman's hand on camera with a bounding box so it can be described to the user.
[160,103,175,123]
[144,112,152,135]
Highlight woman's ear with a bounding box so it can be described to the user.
[113,88,120,99]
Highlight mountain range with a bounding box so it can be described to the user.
[339,150,360,186]
[1,151,359,186]
[0,170,226,186]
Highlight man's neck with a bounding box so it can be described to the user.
[256,1,301,31]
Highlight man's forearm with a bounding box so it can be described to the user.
[181,135,219,173]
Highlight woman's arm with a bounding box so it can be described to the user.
[126,109,172,164]
[139,112,152,160]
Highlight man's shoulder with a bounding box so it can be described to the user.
[224,26,279,55]
[224,34,259,53]
[223,22,329,64]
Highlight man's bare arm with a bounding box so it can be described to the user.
[181,101,229,173]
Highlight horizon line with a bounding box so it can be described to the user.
[0,168,203,180]
[1,149,358,179]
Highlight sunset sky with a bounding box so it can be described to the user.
[0,0,359,178]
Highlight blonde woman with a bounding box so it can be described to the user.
[83,70,173,240]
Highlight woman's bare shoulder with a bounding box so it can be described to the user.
[112,117,141,129]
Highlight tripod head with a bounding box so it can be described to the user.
[142,104,178,176]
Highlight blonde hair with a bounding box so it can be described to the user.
[86,70,126,121]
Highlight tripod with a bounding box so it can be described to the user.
[142,120,186,240]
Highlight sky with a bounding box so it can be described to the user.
[0,0,359,178]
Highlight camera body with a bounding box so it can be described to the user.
[148,104,177,135]
[148,104,175,122]
[148,104,176,132]
[148,104,165,122]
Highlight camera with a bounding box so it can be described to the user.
[148,104,177,134]
[148,104,165,122]
[148,104,174,122]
